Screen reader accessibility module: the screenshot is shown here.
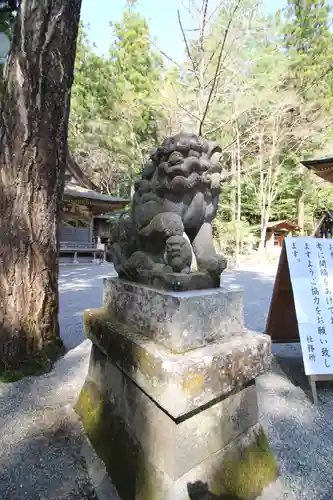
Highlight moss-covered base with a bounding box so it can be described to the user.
[210,429,277,499]
[0,339,65,383]
[75,379,145,500]
[75,378,277,500]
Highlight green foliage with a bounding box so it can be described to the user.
[0,10,14,38]
[69,8,165,195]
[283,0,333,99]
[213,218,255,257]
[212,0,333,246]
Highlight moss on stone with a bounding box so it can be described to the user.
[134,345,160,379]
[75,379,144,500]
[135,460,168,500]
[75,379,104,443]
[182,371,205,394]
[211,428,278,500]
[84,308,166,383]
[0,343,63,383]
[84,307,107,328]
[76,379,174,500]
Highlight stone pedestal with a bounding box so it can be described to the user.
[76,278,276,500]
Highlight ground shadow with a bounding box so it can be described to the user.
[273,351,333,404]
[58,263,116,350]
[187,481,242,499]
[274,353,309,394]
[0,404,99,500]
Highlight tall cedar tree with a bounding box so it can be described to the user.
[0,0,82,368]
[283,0,333,93]
[109,7,163,147]
[69,7,164,194]
[283,0,333,231]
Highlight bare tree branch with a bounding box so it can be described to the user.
[150,39,183,69]
[206,0,225,25]
[199,0,209,51]
[181,0,199,21]
[198,0,242,136]
[162,83,201,123]
[177,9,200,85]
[203,39,222,75]
[205,108,251,136]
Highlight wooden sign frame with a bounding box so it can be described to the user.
[265,239,333,404]
[265,242,300,343]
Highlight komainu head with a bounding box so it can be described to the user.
[137,132,223,196]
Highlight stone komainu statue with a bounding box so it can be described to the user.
[110,133,227,290]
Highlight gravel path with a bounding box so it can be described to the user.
[0,262,333,499]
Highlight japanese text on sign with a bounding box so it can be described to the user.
[286,237,333,375]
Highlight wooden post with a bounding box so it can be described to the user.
[73,252,79,265]
[309,376,318,404]
[265,243,300,343]
[90,216,94,245]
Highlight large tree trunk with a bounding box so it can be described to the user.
[0,0,82,368]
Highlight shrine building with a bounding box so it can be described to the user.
[60,155,129,261]
[302,157,333,239]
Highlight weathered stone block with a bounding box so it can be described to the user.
[84,307,271,418]
[103,278,244,352]
[76,350,277,500]
[87,345,259,480]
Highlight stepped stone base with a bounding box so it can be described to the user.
[76,279,277,499]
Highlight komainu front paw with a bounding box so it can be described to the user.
[200,254,227,275]
[139,212,184,238]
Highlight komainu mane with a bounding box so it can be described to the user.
[110,132,227,291]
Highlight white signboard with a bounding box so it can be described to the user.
[285,236,333,375]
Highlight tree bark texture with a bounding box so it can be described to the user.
[0,0,82,368]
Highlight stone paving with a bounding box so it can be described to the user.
[58,264,117,350]
[1,262,333,499]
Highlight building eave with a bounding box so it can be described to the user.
[266,220,299,231]
[64,184,130,204]
[301,157,333,183]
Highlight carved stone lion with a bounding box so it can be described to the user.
[110,132,227,291]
